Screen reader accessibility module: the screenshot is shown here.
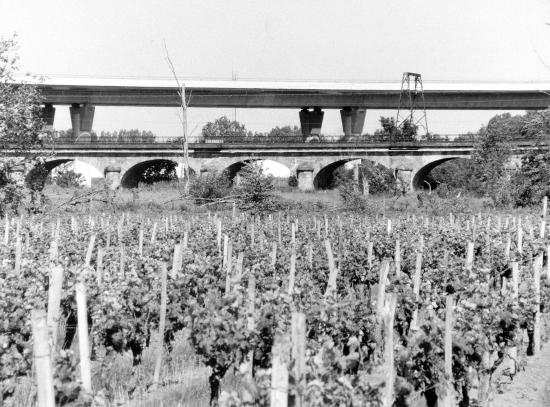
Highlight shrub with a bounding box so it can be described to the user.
[235,163,279,213]
[188,171,232,204]
[288,174,298,188]
[338,179,378,214]
[512,147,550,207]
[333,161,397,195]
[53,166,85,188]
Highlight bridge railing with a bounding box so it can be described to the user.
[46,133,484,145]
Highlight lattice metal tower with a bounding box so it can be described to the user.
[395,72,428,139]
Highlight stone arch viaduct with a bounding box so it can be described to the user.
[42,141,529,191]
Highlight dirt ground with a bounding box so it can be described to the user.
[493,344,550,407]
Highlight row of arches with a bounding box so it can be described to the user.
[27,157,470,191]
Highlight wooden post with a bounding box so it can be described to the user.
[291,312,306,407]
[31,309,56,407]
[152,262,168,390]
[75,281,92,393]
[382,294,397,407]
[533,254,542,354]
[394,240,401,278]
[377,260,390,319]
[546,246,550,281]
[171,243,182,279]
[440,295,455,407]
[47,265,64,350]
[183,231,189,249]
[223,233,229,265]
[225,239,233,294]
[465,241,474,275]
[119,244,125,276]
[84,234,96,267]
[151,221,158,244]
[246,268,256,367]
[270,333,290,407]
[507,261,519,376]
[367,242,374,268]
[217,219,222,255]
[324,239,338,296]
[410,252,422,331]
[271,242,277,267]
[138,227,144,256]
[505,234,511,260]
[14,232,21,273]
[288,245,296,296]
[3,215,8,245]
[517,218,523,259]
[96,247,104,286]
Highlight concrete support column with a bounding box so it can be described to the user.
[299,107,324,139]
[69,103,95,139]
[340,108,353,138]
[104,166,121,190]
[340,107,366,138]
[296,163,314,191]
[40,103,56,131]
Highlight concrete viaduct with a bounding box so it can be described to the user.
[19,77,550,190]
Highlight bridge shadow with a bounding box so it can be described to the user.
[121,159,185,189]
[412,157,471,190]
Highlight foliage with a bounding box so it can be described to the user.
[333,160,397,195]
[512,146,550,206]
[140,160,178,185]
[235,163,279,213]
[266,125,301,139]
[338,179,378,214]
[288,174,298,188]
[52,164,85,188]
[202,116,249,139]
[428,159,474,191]
[373,116,417,142]
[56,128,157,144]
[0,35,50,213]
[470,120,512,203]
[188,171,232,204]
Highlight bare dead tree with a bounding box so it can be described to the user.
[163,40,192,192]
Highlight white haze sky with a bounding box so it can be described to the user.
[2,0,550,139]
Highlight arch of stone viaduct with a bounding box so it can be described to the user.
[42,142,529,191]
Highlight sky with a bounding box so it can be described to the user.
[2,0,550,140]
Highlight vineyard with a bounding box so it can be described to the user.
[1,203,550,407]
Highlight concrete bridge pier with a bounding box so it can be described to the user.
[299,107,324,139]
[340,108,366,138]
[69,103,95,140]
[40,103,56,131]
[296,163,314,191]
[104,166,121,189]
